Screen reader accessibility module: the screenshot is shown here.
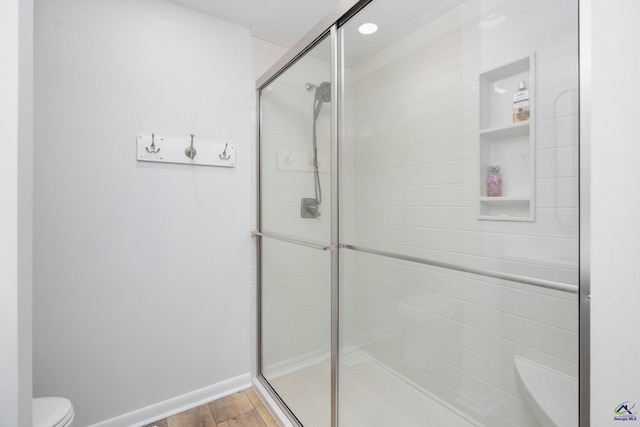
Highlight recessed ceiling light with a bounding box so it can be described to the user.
[358,23,378,35]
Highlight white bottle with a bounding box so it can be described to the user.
[513,81,530,123]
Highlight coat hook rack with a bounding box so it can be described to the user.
[137,134,235,167]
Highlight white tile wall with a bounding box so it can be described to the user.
[260,239,331,374]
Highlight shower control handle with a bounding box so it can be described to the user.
[301,198,320,218]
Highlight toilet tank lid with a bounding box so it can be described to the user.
[33,397,73,427]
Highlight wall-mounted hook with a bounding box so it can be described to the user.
[185,134,197,159]
[146,133,160,153]
[219,143,231,160]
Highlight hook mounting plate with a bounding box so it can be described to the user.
[136,134,235,167]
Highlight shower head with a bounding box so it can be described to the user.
[306,81,331,103]
[315,81,331,103]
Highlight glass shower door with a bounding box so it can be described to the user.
[258,35,333,426]
[338,0,579,426]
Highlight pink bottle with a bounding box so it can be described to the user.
[487,165,502,197]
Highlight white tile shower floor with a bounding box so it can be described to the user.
[267,354,478,426]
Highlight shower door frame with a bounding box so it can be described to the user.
[254,3,370,425]
[253,25,338,427]
[254,0,591,425]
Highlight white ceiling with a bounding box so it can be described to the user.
[166,0,344,42]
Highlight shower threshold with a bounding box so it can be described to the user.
[267,350,479,427]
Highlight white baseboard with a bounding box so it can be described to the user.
[88,373,252,427]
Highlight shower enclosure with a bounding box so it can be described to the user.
[255,0,583,425]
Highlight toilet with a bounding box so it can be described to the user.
[33,397,74,427]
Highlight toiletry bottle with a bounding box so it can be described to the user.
[487,165,502,197]
[513,81,530,123]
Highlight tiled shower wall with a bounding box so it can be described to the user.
[341,0,579,426]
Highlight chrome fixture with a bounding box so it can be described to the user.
[146,133,160,153]
[302,81,331,218]
[185,133,197,159]
[219,143,231,160]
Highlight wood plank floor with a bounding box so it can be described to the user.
[143,388,279,427]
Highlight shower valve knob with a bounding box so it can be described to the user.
[301,198,320,218]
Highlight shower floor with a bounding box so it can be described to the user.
[267,352,478,427]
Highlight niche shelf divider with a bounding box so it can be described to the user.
[478,54,535,221]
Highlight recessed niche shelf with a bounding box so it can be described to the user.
[478,54,536,222]
[480,122,529,139]
[479,196,530,202]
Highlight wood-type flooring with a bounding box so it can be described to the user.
[143,388,279,427]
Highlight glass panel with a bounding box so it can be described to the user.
[339,248,578,426]
[261,237,331,426]
[259,35,332,427]
[260,35,332,244]
[339,1,579,426]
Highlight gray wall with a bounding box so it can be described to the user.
[33,0,251,425]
